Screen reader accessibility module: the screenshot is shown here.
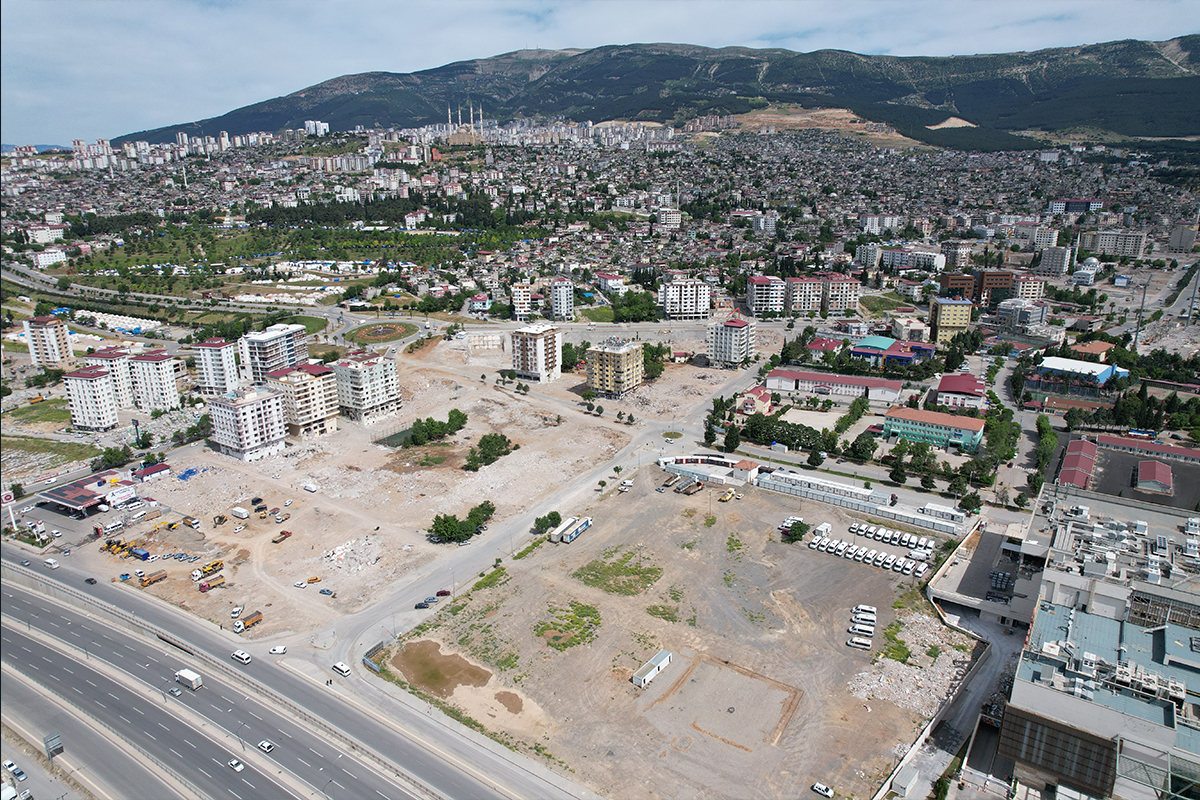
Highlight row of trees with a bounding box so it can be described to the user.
[409,409,468,446]
[428,501,496,543]
[464,433,515,472]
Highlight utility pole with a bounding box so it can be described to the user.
[1132,281,1150,351]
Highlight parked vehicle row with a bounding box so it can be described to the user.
[847,604,877,650]
[808,533,930,579]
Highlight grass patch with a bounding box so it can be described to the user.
[892,584,935,614]
[6,398,71,425]
[572,548,662,595]
[743,607,766,624]
[285,314,328,335]
[646,604,680,623]
[726,534,744,552]
[880,621,912,663]
[472,566,509,592]
[723,569,736,587]
[926,645,942,660]
[535,601,602,651]
[513,537,547,560]
[859,292,908,315]
[679,539,697,550]
[661,431,683,440]
[346,321,419,345]
[667,585,683,602]
[581,307,614,323]
[1,435,100,463]
[704,514,717,528]
[682,508,696,518]
[686,608,698,626]
[2,341,29,353]
[418,455,446,467]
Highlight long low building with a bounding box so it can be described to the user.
[764,369,902,404]
[1096,435,1200,465]
[882,407,985,451]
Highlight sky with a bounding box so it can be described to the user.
[2,0,1197,145]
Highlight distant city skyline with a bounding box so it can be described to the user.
[1,0,1196,144]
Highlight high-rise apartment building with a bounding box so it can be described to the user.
[82,347,133,408]
[209,388,287,461]
[660,279,712,320]
[63,366,119,431]
[747,275,786,316]
[550,278,574,322]
[940,240,973,270]
[820,275,862,315]
[784,277,822,314]
[706,317,756,367]
[1013,275,1045,302]
[929,297,973,344]
[194,338,239,395]
[264,364,340,439]
[24,316,72,368]
[511,323,563,384]
[330,351,401,425]
[1079,230,1147,258]
[1036,246,1073,276]
[238,324,309,384]
[510,284,532,320]
[130,351,180,411]
[586,338,644,399]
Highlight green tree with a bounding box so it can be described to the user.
[890,463,908,484]
[921,474,937,490]
[960,492,983,513]
[704,422,717,447]
[807,450,824,467]
[849,431,878,461]
[723,425,741,453]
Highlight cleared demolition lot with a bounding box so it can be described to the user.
[376,470,976,800]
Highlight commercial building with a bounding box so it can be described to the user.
[764,369,902,404]
[889,316,928,342]
[940,240,973,270]
[882,407,984,450]
[330,351,401,425]
[32,248,68,269]
[82,347,133,408]
[130,351,180,411]
[660,279,711,320]
[511,323,563,383]
[747,275,785,315]
[784,277,822,314]
[1080,230,1147,258]
[975,269,1015,308]
[1168,222,1197,253]
[193,338,239,395]
[209,388,287,461]
[849,335,936,368]
[1036,246,1073,276]
[550,278,574,322]
[264,363,340,439]
[996,490,1200,800]
[63,366,119,431]
[1013,275,1046,302]
[706,317,755,367]
[879,249,945,273]
[656,208,682,229]
[510,283,532,320]
[1027,357,1131,398]
[931,373,987,409]
[928,297,973,344]
[1136,460,1174,494]
[820,274,861,315]
[939,272,976,299]
[238,323,309,384]
[23,315,72,368]
[586,338,644,399]
[997,298,1048,329]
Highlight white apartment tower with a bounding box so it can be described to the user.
[511,323,563,384]
[746,275,785,316]
[24,316,72,368]
[706,317,756,367]
[209,388,287,461]
[330,351,401,425]
[821,275,862,315]
[194,338,239,395]
[63,366,119,431]
[660,279,712,321]
[82,347,133,408]
[784,277,822,314]
[550,278,574,322]
[510,283,532,320]
[238,323,309,384]
[264,364,340,439]
[130,351,180,411]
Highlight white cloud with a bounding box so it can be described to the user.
[2,0,1195,143]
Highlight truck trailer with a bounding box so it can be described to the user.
[140,570,167,587]
[230,507,250,520]
[198,575,225,592]
[190,560,223,581]
[271,530,293,544]
[233,610,263,634]
[174,669,203,690]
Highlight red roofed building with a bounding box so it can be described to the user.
[933,373,988,410]
[264,363,340,438]
[765,369,902,404]
[739,386,773,416]
[1136,460,1173,494]
[1096,436,1200,465]
[882,407,985,451]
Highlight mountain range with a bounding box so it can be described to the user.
[115,36,1200,151]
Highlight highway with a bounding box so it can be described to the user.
[0,558,583,800]
[1,623,294,800]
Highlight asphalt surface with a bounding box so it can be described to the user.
[1,623,294,800]
[0,554,557,800]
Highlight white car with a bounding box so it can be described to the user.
[812,783,834,798]
[257,740,275,754]
[2,759,27,782]
[284,499,293,507]
[293,581,306,588]
[231,605,244,619]
[147,554,160,562]
[228,758,245,772]
[233,525,246,533]
[134,569,145,578]
[51,529,62,538]
[269,645,287,655]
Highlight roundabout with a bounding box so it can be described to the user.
[345,321,419,345]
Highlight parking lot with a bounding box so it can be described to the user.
[380,467,971,800]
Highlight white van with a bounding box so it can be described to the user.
[44,558,60,569]
[130,511,147,523]
[332,662,351,677]
[103,520,124,534]
[853,605,877,616]
[847,637,872,650]
[849,624,876,637]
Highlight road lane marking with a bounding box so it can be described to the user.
[47,621,60,628]
[247,711,262,721]
[308,747,322,758]
[241,778,255,789]
[376,791,389,799]
[108,693,120,701]
[277,729,292,739]
[145,731,156,740]
[197,768,211,778]
[229,790,242,800]
[85,679,97,687]
[95,701,106,708]
[132,706,143,715]
[71,687,82,694]
[20,647,30,653]
[146,656,158,663]
[157,722,169,731]
[332,780,345,790]
[183,739,196,749]
[342,768,357,779]
[69,631,80,638]
[120,715,132,724]
[295,756,310,768]
[170,748,182,759]
[63,667,74,674]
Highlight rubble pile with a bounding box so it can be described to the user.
[846,612,975,716]
[321,535,383,574]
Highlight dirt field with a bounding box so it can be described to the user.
[375,470,974,800]
[733,106,929,150]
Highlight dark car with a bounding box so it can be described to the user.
[436,589,451,596]
[85,577,97,585]
[251,497,263,505]
[414,601,430,609]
